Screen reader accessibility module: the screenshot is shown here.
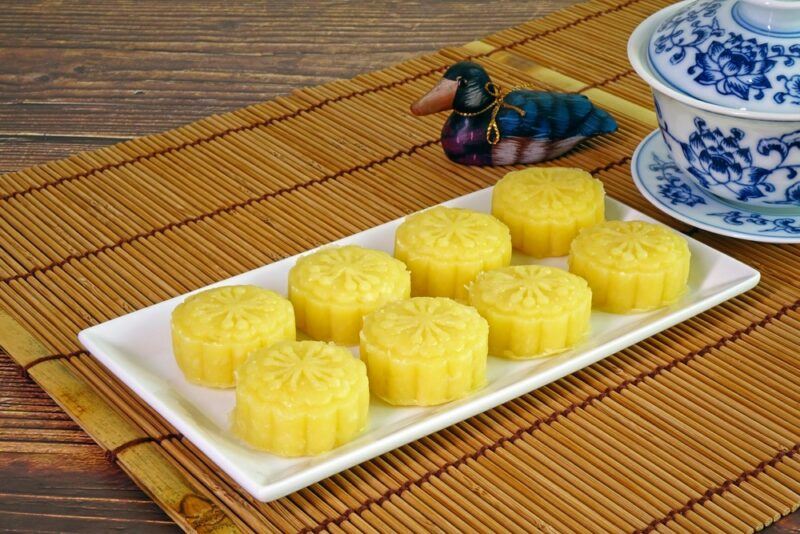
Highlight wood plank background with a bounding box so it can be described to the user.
[1,1,798,531]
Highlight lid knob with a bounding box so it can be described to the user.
[732,0,800,36]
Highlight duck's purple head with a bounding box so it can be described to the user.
[410,61,494,116]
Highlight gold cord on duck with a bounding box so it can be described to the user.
[452,82,529,145]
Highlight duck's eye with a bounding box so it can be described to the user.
[456,76,464,86]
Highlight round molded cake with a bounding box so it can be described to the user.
[360,297,488,405]
[468,265,592,358]
[394,207,512,300]
[568,220,690,313]
[492,167,605,257]
[171,285,295,388]
[289,245,410,345]
[233,340,369,456]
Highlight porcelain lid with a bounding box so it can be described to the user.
[648,0,800,112]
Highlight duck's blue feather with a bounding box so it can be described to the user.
[496,90,617,140]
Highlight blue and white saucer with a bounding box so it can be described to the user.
[632,130,800,244]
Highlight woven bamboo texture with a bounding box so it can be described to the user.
[1,0,799,531]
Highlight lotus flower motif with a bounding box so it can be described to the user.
[650,0,800,107]
[690,35,774,101]
[661,115,800,203]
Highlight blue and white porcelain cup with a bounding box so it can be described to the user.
[629,0,800,212]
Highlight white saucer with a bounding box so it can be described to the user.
[632,130,800,244]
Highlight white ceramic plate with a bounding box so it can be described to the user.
[78,188,760,502]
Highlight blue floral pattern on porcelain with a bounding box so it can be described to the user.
[649,0,800,111]
[649,152,800,233]
[649,154,707,206]
[655,99,800,205]
[632,131,800,242]
[708,210,800,233]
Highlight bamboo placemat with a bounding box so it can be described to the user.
[1,0,799,531]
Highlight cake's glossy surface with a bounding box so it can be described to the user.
[289,245,410,345]
[492,167,605,257]
[360,297,488,405]
[468,265,591,358]
[394,207,511,300]
[233,340,369,457]
[569,220,691,313]
[171,285,295,388]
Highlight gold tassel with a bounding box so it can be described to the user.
[452,82,529,145]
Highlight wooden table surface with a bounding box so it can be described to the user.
[1,1,798,532]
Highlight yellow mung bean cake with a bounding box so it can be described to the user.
[394,207,511,300]
[360,297,488,406]
[171,285,295,388]
[492,167,605,257]
[468,265,591,358]
[289,245,410,345]
[568,220,691,313]
[233,340,369,456]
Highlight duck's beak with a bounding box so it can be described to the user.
[410,78,459,116]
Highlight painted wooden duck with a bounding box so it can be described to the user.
[410,61,618,166]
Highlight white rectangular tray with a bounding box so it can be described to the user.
[78,188,759,502]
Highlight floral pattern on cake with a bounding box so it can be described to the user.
[374,298,470,347]
[501,170,600,213]
[233,340,368,455]
[178,286,292,342]
[471,266,588,314]
[397,207,508,258]
[303,248,388,290]
[591,221,678,263]
[255,342,352,392]
[291,245,409,303]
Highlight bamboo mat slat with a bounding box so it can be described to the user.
[1,0,799,531]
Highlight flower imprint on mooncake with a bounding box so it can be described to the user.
[375,297,471,348]
[398,207,509,257]
[178,286,292,342]
[570,221,690,274]
[292,246,409,303]
[239,341,363,406]
[584,221,685,269]
[233,340,368,455]
[569,221,691,313]
[304,248,387,290]
[259,343,347,390]
[360,297,488,404]
[498,170,601,215]
[472,266,589,315]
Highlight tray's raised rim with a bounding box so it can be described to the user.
[78,187,760,502]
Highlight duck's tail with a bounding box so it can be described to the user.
[577,102,618,137]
